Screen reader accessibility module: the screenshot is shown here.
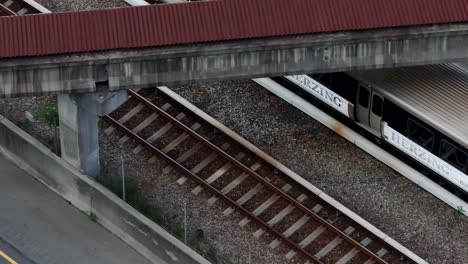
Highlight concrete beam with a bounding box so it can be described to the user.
[1,23,468,97]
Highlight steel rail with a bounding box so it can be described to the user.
[0,4,17,16]
[0,0,51,16]
[102,114,323,264]
[127,89,389,264]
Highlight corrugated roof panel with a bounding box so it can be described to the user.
[17,17,25,55]
[197,3,209,40]
[94,12,106,49]
[26,15,35,55]
[143,7,153,46]
[0,0,468,59]
[7,18,17,57]
[5,18,13,57]
[121,8,132,47]
[159,8,166,42]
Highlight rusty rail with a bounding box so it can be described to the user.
[0,4,17,16]
[102,114,324,263]
[116,89,389,263]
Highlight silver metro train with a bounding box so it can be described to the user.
[272,63,468,195]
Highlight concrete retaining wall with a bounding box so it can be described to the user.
[0,114,210,264]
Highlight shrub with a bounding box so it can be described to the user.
[89,212,97,222]
[16,118,56,151]
[174,226,184,239]
[150,211,166,225]
[36,103,59,128]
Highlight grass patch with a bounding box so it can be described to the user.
[89,212,97,222]
[456,206,466,215]
[100,174,221,262]
[174,226,184,239]
[150,211,166,225]
[188,229,218,262]
[36,103,59,128]
[15,118,59,153]
[100,175,150,214]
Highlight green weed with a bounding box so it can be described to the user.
[89,212,97,222]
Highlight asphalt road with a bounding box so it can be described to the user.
[0,236,35,264]
[0,155,151,264]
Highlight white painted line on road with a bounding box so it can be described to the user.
[121,217,149,237]
[165,250,179,262]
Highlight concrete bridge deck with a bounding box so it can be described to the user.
[2,0,468,182]
[1,22,468,97]
[1,0,468,97]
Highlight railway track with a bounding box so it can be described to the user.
[103,88,415,264]
[0,0,49,15]
[4,0,422,262]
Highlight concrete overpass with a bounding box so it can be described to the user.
[2,0,468,177]
[1,23,468,98]
[1,0,468,98]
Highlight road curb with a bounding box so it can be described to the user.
[0,114,210,264]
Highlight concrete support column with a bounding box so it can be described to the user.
[58,94,100,177]
[58,90,127,178]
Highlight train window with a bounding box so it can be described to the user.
[407,119,435,150]
[440,140,467,171]
[358,86,369,107]
[371,95,383,116]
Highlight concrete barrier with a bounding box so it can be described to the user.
[0,114,210,264]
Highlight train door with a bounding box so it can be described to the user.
[356,85,384,136]
[369,92,384,135]
[356,85,371,126]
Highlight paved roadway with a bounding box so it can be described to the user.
[0,155,151,264]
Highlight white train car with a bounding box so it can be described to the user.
[273,63,468,196]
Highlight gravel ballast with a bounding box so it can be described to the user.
[34,0,128,12]
[169,80,468,264]
[99,130,289,264]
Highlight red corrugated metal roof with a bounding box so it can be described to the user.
[1,0,468,59]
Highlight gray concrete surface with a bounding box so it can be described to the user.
[0,114,210,264]
[0,236,36,264]
[58,93,100,178]
[1,23,468,97]
[0,155,151,264]
[58,91,127,177]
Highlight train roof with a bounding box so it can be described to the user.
[348,63,468,149]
